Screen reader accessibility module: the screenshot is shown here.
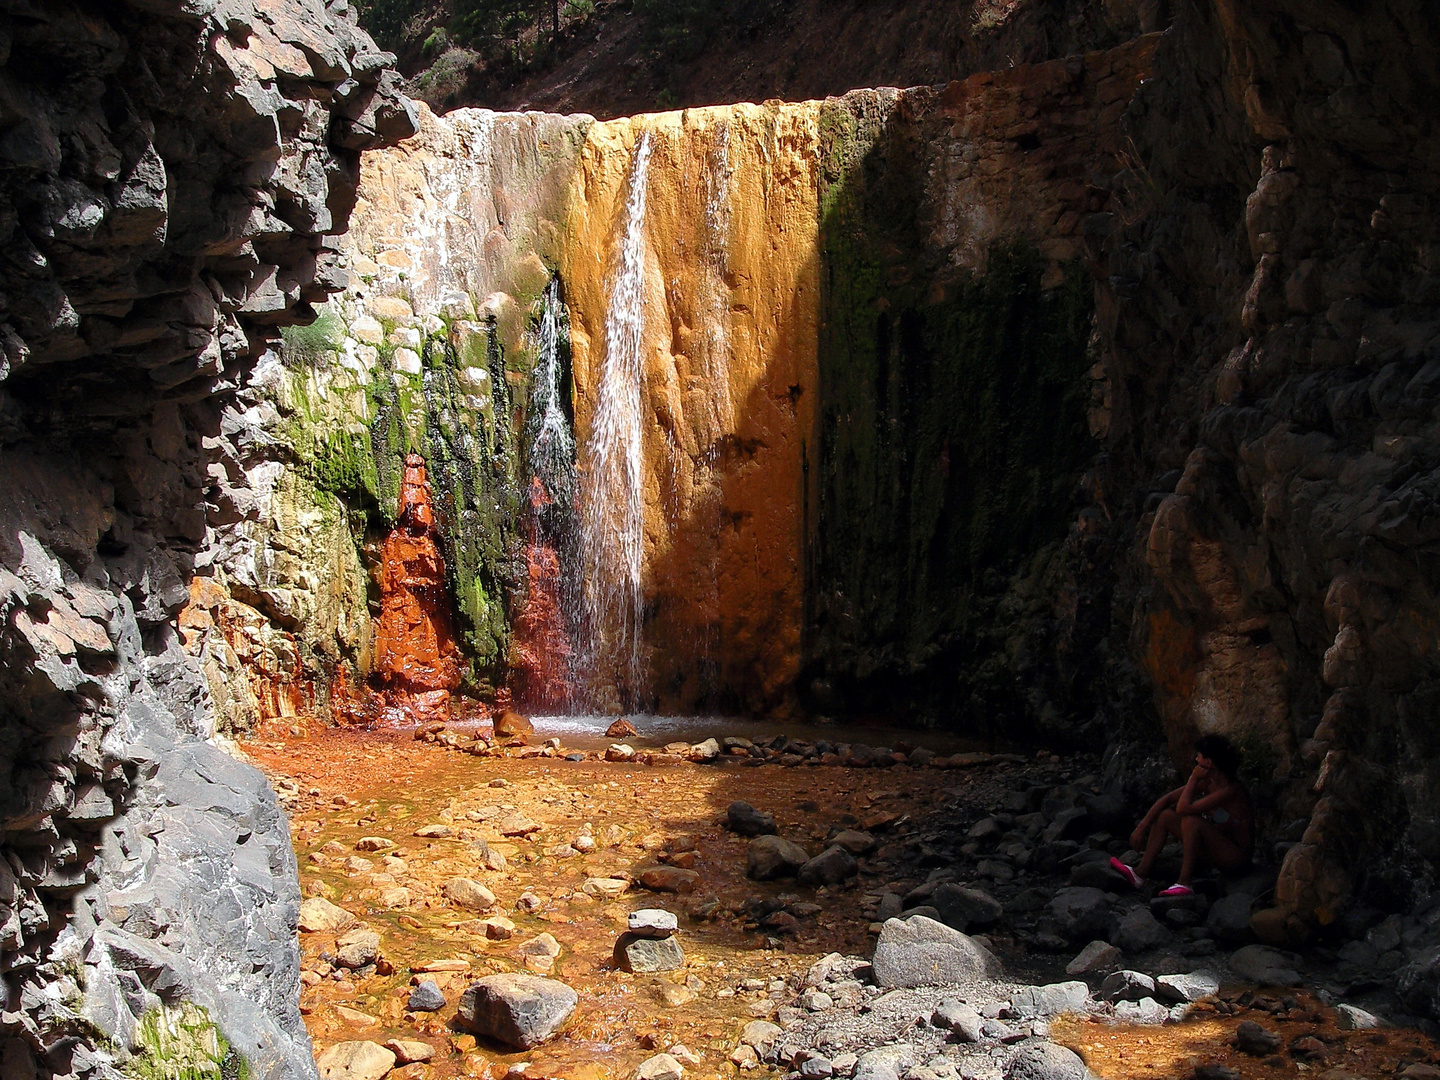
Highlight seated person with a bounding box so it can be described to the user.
[1111,733,1254,897]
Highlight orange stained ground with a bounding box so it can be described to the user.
[241,725,1440,1080]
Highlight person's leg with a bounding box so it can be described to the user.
[1137,808,1181,879]
[1178,816,1246,886]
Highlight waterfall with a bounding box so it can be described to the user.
[528,277,574,507]
[577,131,653,707]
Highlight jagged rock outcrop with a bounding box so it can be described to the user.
[0,0,413,1076]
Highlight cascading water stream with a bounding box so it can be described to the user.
[576,132,654,708]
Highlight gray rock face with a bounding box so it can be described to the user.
[871,915,1002,988]
[0,0,413,1074]
[748,835,811,880]
[458,974,579,1049]
[1004,1041,1088,1080]
[615,932,686,973]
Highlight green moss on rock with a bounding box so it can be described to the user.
[125,1003,250,1080]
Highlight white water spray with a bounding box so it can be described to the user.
[578,132,654,705]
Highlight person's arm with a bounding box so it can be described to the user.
[1178,775,1232,815]
[1129,786,1183,850]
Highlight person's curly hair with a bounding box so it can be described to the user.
[1194,734,1242,780]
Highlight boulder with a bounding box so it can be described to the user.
[457,974,578,1049]
[1156,970,1220,1003]
[690,738,721,762]
[1007,981,1090,1019]
[728,801,777,836]
[1112,907,1168,953]
[634,1053,684,1080]
[871,915,1002,988]
[384,1040,435,1065]
[315,1041,396,1080]
[407,981,446,1012]
[614,932,685,973]
[444,878,496,911]
[1003,1041,1087,1080]
[1065,940,1121,976]
[334,928,380,969]
[494,710,533,737]
[1336,1003,1382,1029]
[933,884,1004,930]
[1229,944,1303,987]
[747,835,810,880]
[639,867,700,893]
[830,830,877,854]
[299,897,356,933]
[628,909,678,937]
[606,719,639,738]
[1100,970,1156,1003]
[933,1000,984,1042]
[799,845,858,885]
[1049,888,1111,941]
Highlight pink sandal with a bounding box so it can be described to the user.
[1159,883,1193,897]
[1110,857,1145,889]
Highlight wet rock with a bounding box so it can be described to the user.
[872,915,1002,988]
[316,1041,397,1080]
[444,878,497,910]
[1156,970,1220,1003]
[800,845,858,885]
[640,867,701,893]
[517,933,561,959]
[517,890,545,912]
[690,739,721,762]
[1101,969,1156,1002]
[1234,1020,1282,1056]
[728,801,778,837]
[606,719,639,738]
[479,916,515,940]
[335,928,380,969]
[933,1000,984,1042]
[355,837,396,852]
[1049,888,1111,941]
[615,932,685,973]
[933,884,1004,930]
[1003,1041,1087,1080]
[300,897,356,933]
[748,835,810,880]
[407,981,446,1011]
[606,743,637,762]
[414,823,453,838]
[498,812,542,836]
[1113,907,1169,953]
[635,1052,684,1080]
[1065,940,1121,976]
[457,974,578,1049]
[1229,945,1302,987]
[629,909,679,937]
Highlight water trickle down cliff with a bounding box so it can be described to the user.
[510,278,579,709]
[574,132,655,711]
[372,453,462,722]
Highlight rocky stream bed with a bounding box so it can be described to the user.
[239,723,1440,1080]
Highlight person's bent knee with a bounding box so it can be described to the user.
[1180,814,1202,836]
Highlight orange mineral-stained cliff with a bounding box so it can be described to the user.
[372,453,461,723]
[508,477,575,710]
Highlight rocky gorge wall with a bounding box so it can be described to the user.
[0,0,414,1076]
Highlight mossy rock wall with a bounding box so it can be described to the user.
[807,96,1099,732]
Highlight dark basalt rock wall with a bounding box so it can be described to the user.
[1085,0,1440,939]
[0,0,413,1076]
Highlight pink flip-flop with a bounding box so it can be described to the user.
[1110,857,1144,889]
[1159,883,1193,897]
